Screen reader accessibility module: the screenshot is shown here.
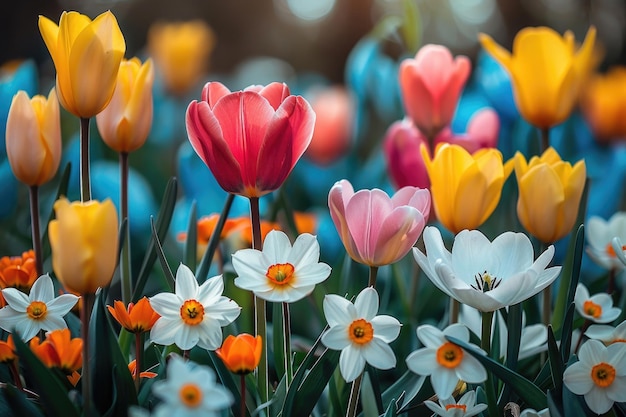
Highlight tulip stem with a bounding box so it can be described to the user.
[119,151,132,304]
[134,332,142,392]
[481,310,498,417]
[79,117,92,202]
[282,301,293,390]
[540,127,550,154]
[80,292,95,417]
[368,266,378,287]
[249,197,268,402]
[28,185,43,276]
[240,374,246,417]
[346,374,362,417]
[8,360,23,391]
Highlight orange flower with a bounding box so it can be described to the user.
[0,250,38,307]
[29,328,82,374]
[0,335,17,364]
[234,212,317,247]
[128,359,158,379]
[107,297,160,333]
[216,334,262,375]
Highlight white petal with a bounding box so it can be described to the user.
[234,275,273,292]
[197,318,222,350]
[451,230,495,282]
[370,315,401,343]
[455,353,487,384]
[574,284,590,309]
[1,289,29,311]
[40,315,68,332]
[605,376,626,402]
[174,323,199,350]
[150,318,183,346]
[361,338,396,370]
[422,226,452,265]
[262,230,292,263]
[232,249,267,279]
[206,297,240,326]
[29,275,54,302]
[405,347,437,375]
[0,307,25,333]
[563,362,594,395]
[354,287,379,320]
[324,294,356,326]
[608,343,626,375]
[150,293,183,317]
[175,264,199,300]
[290,263,331,287]
[491,232,534,279]
[443,323,469,342]
[321,326,351,350]
[578,339,606,365]
[416,325,446,348]
[339,345,365,382]
[584,386,613,414]
[17,319,40,342]
[288,233,321,267]
[430,368,459,399]
[197,275,225,304]
[46,294,79,316]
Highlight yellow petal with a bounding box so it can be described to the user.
[478,33,512,70]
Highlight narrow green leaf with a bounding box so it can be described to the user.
[150,217,175,290]
[361,372,378,417]
[2,383,45,417]
[196,193,235,284]
[13,335,79,417]
[383,398,398,417]
[382,371,426,413]
[559,304,576,363]
[552,225,584,330]
[184,201,197,272]
[132,177,177,301]
[547,325,563,392]
[272,302,286,380]
[499,303,522,407]
[447,336,547,410]
[547,388,564,417]
[365,365,383,414]
[207,350,252,417]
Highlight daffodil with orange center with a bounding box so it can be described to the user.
[0,275,79,341]
[107,297,160,333]
[216,334,262,375]
[406,324,487,400]
[149,264,240,351]
[479,26,596,129]
[321,287,401,383]
[586,212,626,271]
[424,390,487,417]
[514,147,586,244]
[232,230,331,303]
[574,283,621,324]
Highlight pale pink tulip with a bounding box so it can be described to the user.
[383,118,430,189]
[434,108,500,154]
[186,82,315,198]
[399,44,471,139]
[328,179,430,266]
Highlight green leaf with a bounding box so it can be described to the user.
[547,325,563,392]
[383,398,398,417]
[207,350,252,417]
[196,193,235,284]
[360,372,379,417]
[381,371,426,414]
[150,217,175,290]
[272,302,286,381]
[1,383,45,417]
[184,200,197,272]
[400,0,421,53]
[13,334,79,417]
[447,336,547,410]
[559,304,576,363]
[499,303,522,407]
[132,177,177,301]
[547,388,564,417]
[552,225,584,330]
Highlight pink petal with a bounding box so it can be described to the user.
[374,206,426,265]
[328,180,361,261]
[383,119,430,189]
[201,82,232,108]
[257,82,291,110]
[466,108,499,149]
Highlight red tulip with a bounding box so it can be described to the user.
[399,44,470,140]
[186,82,315,198]
[383,118,430,190]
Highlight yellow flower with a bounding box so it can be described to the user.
[514,148,586,243]
[148,20,215,95]
[5,88,61,186]
[38,10,126,118]
[48,198,118,294]
[581,66,626,142]
[96,58,154,152]
[479,26,596,129]
[422,143,512,234]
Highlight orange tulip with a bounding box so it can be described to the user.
[107,297,160,333]
[29,328,82,374]
[216,334,262,375]
[581,66,626,142]
[0,335,16,364]
[0,250,38,307]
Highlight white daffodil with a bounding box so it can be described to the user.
[413,227,562,312]
[149,264,240,351]
[405,324,487,399]
[574,283,621,324]
[321,287,401,383]
[563,339,626,414]
[586,212,626,270]
[459,304,547,360]
[424,390,487,417]
[0,274,79,341]
[151,355,233,417]
[232,230,331,303]
[585,320,626,345]
[520,408,551,417]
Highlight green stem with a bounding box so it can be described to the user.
[250,197,268,402]
[574,319,591,354]
[134,332,141,393]
[540,127,550,154]
[81,292,95,417]
[481,310,498,417]
[120,152,132,304]
[28,185,43,276]
[368,266,378,288]
[79,117,91,202]
[283,301,293,390]
[540,241,552,328]
[240,374,246,417]
[346,374,362,417]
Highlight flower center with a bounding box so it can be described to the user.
[591,362,616,388]
[179,383,203,408]
[27,301,48,320]
[266,263,295,286]
[180,299,204,326]
[436,342,464,369]
[583,300,602,319]
[470,271,501,293]
[445,404,467,412]
[348,318,374,345]
[605,243,626,258]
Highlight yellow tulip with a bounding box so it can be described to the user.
[514,148,586,243]
[581,67,626,142]
[5,88,61,186]
[422,143,512,234]
[38,10,126,118]
[148,20,215,95]
[48,198,118,294]
[96,58,154,153]
[479,26,596,129]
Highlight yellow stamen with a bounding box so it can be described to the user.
[348,318,373,345]
[591,362,615,388]
[266,263,295,286]
[179,383,203,407]
[583,300,602,319]
[436,342,463,369]
[27,301,48,320]
[180,299,204,325]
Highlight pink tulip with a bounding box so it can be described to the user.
[186,81,316,198]
[383,118,430,189]
[328,179,430,266]
[399,44,471,139]
[434,108,500,154]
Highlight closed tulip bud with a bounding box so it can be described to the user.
[422,143,512,234]
[38,10,126,118]
[5,89,61,186]
[96,58,154,153]
[216,334,262,375]
[580,67,626,142]
[514,148,586,243]
[479,26,596,129]
[383,118,430,190]
[48,198,118,294]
